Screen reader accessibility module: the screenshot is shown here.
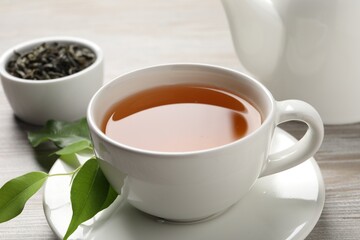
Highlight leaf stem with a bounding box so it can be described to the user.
[48,166,82,178]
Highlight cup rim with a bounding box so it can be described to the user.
[0,36,103,84]
[87,63,276,156]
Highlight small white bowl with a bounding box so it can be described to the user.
[0,36,103,125]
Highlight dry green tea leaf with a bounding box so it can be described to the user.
[6,42,96,80]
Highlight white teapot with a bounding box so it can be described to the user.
[222,0,360,124]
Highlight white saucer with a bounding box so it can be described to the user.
[43,128,325,240]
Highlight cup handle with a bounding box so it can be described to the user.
[260,100,324,177]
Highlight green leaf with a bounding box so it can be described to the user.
[64,158,118,240]
[0,172,48,223]
[100,185,118,211]
[55,140,92,156]
[59,153,81,169]
[27,118,91,149]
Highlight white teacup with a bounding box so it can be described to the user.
[87,63,324,221]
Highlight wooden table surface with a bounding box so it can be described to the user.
[0,0,359,239]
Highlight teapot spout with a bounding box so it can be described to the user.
[221,0,285,80]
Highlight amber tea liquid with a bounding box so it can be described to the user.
[102,84,262,152]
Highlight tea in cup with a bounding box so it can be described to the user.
[87,63,323,221]
[102,84,262,152]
